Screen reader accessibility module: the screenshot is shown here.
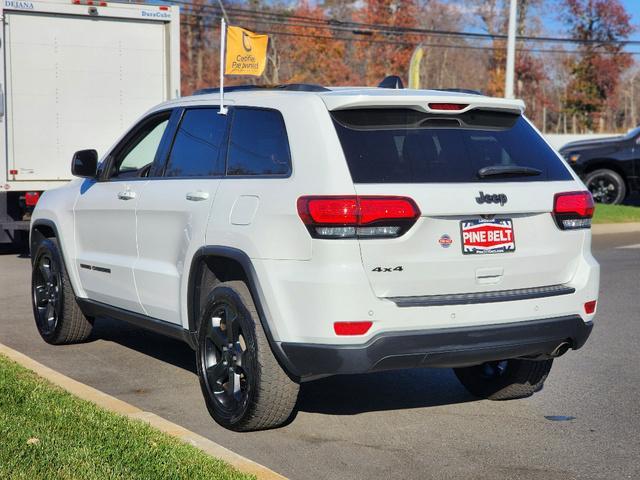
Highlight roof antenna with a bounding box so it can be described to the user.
[378,75,404,89]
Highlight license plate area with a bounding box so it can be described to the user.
[461,219,515,255]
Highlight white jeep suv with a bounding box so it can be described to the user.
[30,82,599,431]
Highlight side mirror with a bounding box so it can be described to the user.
[72,149,98,178]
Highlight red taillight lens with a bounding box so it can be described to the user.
[297,196,420,239]
[584,300,597,314]
[553,191,594,230]
[359,197,418,224]
[305,197,358,224]
[334,321,372,336]
[24,191,40,207]
[428,103,468,111]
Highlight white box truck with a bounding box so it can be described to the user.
[0,0,180,245]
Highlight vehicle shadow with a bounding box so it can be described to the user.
[297,368,476,415]
[91,316,476,414]
[0,243,30,258]
[90,316,198,374]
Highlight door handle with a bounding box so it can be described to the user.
[186,191,209,202]
[117,191,136,201]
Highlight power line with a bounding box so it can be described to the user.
[170,1,640,47]
[179,17,640,56]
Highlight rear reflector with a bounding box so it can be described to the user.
[25,192,40,207]
[584,300,597,314]
[334,321,372,336]
[297,196,420,239]
[428,103,468,111]
[9,169,17,175]
[553,191,594,230]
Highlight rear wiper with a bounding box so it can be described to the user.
[477,165,542,178]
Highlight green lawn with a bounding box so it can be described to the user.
[592,203,640,224]
[0,355,254,480]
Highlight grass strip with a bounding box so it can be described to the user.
[592,204,640,224]
[0,354,254,480]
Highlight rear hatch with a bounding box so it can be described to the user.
[328,101,588,299]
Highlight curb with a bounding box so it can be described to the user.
[0,343,287,480]
[592,222,640,235]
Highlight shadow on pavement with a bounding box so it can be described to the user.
[91,316,476,415]
[0,243,30,258]
[297,367,476,415]
[91,316,198,374]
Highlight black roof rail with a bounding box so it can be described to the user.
[431,88,484,96]
[192,84,330,96]
[378,75,404,89]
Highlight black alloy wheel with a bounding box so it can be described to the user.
[199,299,251,417]
[585,169,626,204]
[32,252,62,336]
[196,281,299,431]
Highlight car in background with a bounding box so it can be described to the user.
[559,127,640,204]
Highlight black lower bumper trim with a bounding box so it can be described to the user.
[389,284,575,307]
[280,316,592,379]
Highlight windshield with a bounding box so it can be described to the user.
[623,126,640,140]
[331,108,573,184]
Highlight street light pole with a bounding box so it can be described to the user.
[505,0,517,98]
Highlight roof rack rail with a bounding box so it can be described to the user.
[192,83,330,96]
[378,75,404,89]
[432,88,484,96]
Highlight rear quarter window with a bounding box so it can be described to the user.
[226,108,291,176]
[331,108,573,183]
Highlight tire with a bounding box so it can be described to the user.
[31,237,93,344]
[584,169,626,204]
[196,281,299,431]
[454,359,553,401]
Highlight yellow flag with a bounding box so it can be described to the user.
[225,26,268,76]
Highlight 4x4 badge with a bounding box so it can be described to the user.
[476,191,508,206]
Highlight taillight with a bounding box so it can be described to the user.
[553,191,594,230]
[297,196,420,239]
[24,191,41,207]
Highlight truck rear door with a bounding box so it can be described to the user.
[4,11,170,181]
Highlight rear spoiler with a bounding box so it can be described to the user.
[321,93,525,115]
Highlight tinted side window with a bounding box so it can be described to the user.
[227,108,291,176]
[164,109,227,177]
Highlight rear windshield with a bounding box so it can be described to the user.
[331,108,572,183]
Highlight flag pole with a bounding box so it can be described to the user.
[219,17,228,115]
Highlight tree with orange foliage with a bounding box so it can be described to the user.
[278,2,354,85]
[353,0,419,86]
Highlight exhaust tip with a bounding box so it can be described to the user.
[551,341,571,358]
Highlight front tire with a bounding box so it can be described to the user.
[31,238,93,344]
[196,281,299,431]
[584,168,626,204]
[454,359,553,400]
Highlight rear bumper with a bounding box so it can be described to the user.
[279,315,592,379]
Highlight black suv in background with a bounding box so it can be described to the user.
[559,127,640,204]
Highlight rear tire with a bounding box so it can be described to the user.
[196,281,299,431]
[584,168,626,204]
[31,238,93,344]
[454,359,553,400]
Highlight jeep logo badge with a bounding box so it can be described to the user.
[476,191,508,206]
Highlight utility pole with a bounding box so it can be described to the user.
[505,0,517,98]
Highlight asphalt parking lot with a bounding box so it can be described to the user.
[1,232,638,480]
